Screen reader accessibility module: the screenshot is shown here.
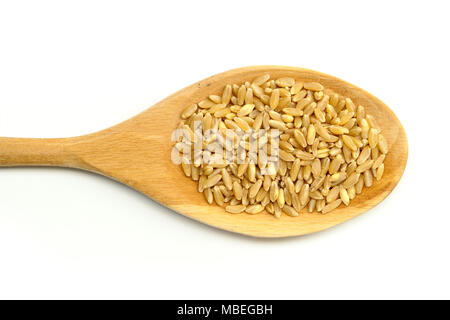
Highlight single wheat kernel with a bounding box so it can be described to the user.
[283,205,299,217]
[348,186,356,200]
[316,199,325,212]
[292,193,301,211]
[278,149,295,162]
[310,176,325,192]
[307,199,316,212]
[181,104,198,119]
[342,135,358,151]
[226,205,246,214]
[290,82,304,95]
[329,125,349,135]
[304,82,324,91]
[232,181,243,200]
[363,170,373,187]
[326,186,340,203]
[295,179,303,193]
[274,203,282,218]
[357,146,371,165]
[376,163,385,181]
[212,186,225,206]
[356,175,364,194]
[340,187,350,206]
[372,154,386,170]
[276,77,295,87]
[343,172,360,189]
[252,74,270,86]
[245,88,253,105]
[245,204,264,214]
[368,128,379,148]
[269,89,280,109]
[204,188,213,204]
[322,199,342,214]
[266,203,274,214]
[329,157,342,175]
[274,186,285,208]
[330,172,346,184]
[347,161,357,175]
[356,159,375,173]
[378,134,388,154]
[222,169,233,190]
[306,124,316,145]
[256,188,267,202]
[249,179,263,198]
[299,183,310,206]
[238,104,255,117]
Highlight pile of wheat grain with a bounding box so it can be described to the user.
[175,75,387,217]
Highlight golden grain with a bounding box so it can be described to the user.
[340,187,350,206]
[283,205,299,217]
[342,135,358,151]
[378,134,388,154]
[177,75,388,217]
[376,163,385,181]
[343,172,360,189]
[363,170,373,187]
[368,128,379,148]
[212,186,224,206]
[299,183,310,206]
[356,159,375,173]
[269,89,280,109]
[245,204,264,214]
[181,104,198,119]
[226,205,246,214]
[238,104,255,117]
[277,188,285,208]
[249,179,263,198]
[252,74,270,86]
[276,77,295,87]
[356,175,364,194]
[322,199,342,214]
[204,188,213,204]
[372,154,386,170]
[304,82,324,91]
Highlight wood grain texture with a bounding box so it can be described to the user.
[0,66,408,237]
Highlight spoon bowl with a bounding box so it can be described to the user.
[0,66,408,237]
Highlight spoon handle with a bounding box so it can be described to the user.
[0,137,80,167]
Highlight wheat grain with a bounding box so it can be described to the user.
[283,205,299,217]
[376,163,385,181]
[363,170,373,187]
[378,134,388,154]
[204,188,213,204]
[340,187,350,206]
[249,179,263,198]
[212,186,224,206]
[304,82,324,91]
[245,204,264,214]
[226,205,246,214]
[277,188,285,208]
[356,159,375,173]
[204,174,222,188]
[343,172,360,189]
[357,146,371,165]
[322,199,342,214]
[176,75,389,217]
[253,74,270,86]
[299,183,310,206]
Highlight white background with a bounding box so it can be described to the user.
[0,0,449,300]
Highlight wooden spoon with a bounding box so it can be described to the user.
[0,66,408,237]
